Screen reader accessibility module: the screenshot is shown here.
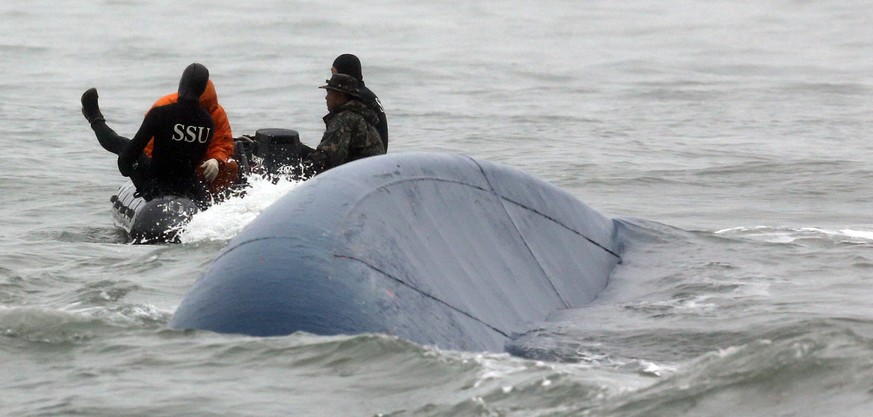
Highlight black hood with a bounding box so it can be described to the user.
[332,54,363,83]
[178,63,209,102]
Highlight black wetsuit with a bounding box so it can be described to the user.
[358,82,388,151]
[118,100,214,198]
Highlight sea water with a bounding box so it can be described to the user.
[2,1,873,415]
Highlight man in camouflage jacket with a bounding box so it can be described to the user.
[305,73,385,176]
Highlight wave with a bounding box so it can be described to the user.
[715,225,873,245]
[579,319,873,417]
[0,303,169,344]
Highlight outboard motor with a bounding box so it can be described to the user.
[253,128,302,179]
[233,128,303,181]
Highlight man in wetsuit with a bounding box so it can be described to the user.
[302,73,384,176]
[142,79,238,196]
[81,63,215,201]
[331,54,388,151]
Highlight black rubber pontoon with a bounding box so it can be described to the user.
[110,181,199,243]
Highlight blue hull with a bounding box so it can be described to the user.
[170,152,621,352]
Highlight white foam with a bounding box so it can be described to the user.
[178,175,303,243]
[839,229,873,241]
[715,225,873,244]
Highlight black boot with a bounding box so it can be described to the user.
[81,88,105,125]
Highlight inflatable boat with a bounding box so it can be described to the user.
[170,152,622,352]
[110,128,302,243]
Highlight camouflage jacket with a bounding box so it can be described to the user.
[312,99,385,172]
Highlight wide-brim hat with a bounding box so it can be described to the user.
[319,73,361,98]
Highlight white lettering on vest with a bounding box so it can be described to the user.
[173,124,185,140]
[172,124,211,143]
